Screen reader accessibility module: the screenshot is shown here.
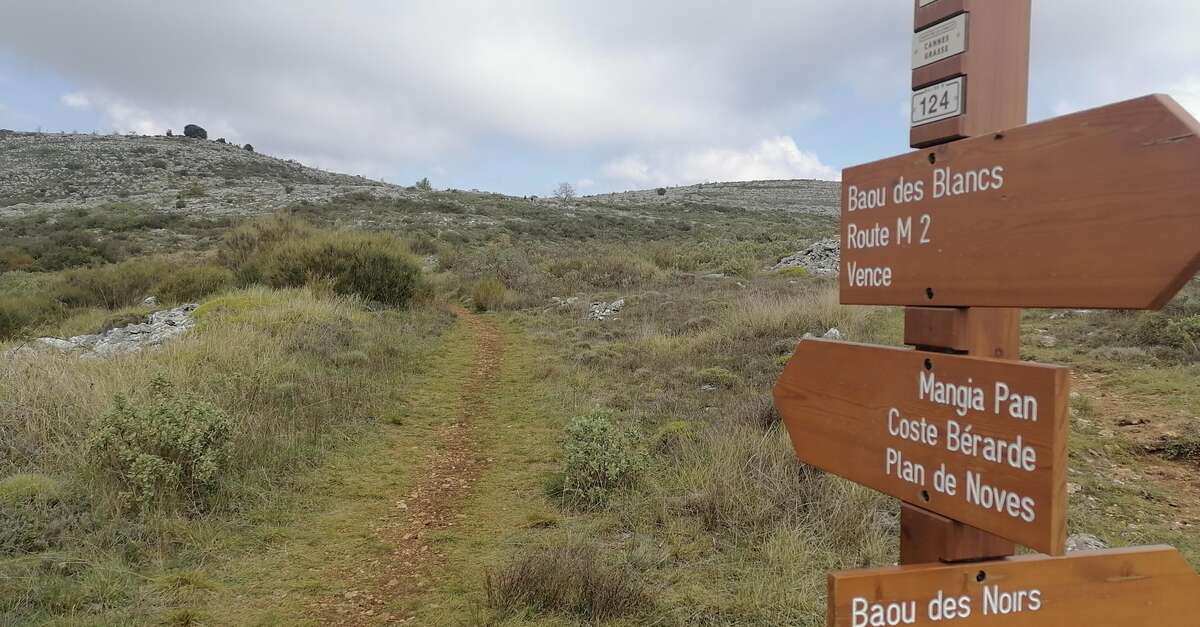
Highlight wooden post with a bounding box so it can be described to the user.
[900,0,1031,565]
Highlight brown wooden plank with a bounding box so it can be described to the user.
[773,339,1069,554]
[900,504,1014,564]
[828,546,1200,626]
[844,94,1200,309]
[904,308,1021,359]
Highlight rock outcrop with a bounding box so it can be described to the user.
[772,238,840,275]
[17,304,198,357]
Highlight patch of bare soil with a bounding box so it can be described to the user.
[313,307,503,625]
[1074,373,1200,528]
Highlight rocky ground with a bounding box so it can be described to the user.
[586,179,841,216]
[0,130,407,218]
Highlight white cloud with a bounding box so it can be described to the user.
[0,1,904,178]
[60,91,91,109]
[602,136,838,189]
[1167,77,1200,119]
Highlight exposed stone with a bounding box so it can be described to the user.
[1066,533,1108,552]
[587,299,625,321]
[15,304,198,357]
[822,328,843,340]
[772,238,840,275]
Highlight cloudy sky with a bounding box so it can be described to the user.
[2,1,1199,195]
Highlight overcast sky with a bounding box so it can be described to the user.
[2,1,1199,195]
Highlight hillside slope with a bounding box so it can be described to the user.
[588,179,841,215]
[0,131,401,217]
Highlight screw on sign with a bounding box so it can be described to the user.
[770,1,1200,625]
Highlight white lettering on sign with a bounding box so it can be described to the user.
[912,77,964,127]
[912,13,967,69]
[852,597,916,627]
[966,470,1036,522]
[849,586,1043,625]
[918,370,984,417]
[846,261,893,287]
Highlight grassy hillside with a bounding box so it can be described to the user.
[1,159,1197,624]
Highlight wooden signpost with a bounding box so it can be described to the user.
[828,546,1200,626]
[772,0,1200,624]
[774,340,1069,555]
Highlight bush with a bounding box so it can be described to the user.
[471,277,508,311]
[558,411,647,508]
[656,187,667,196]
[0,293,60,339]
[260,232,423,306]
[0,473,71,556]
[415,177,432,192]
[696,366,739,389]
[485,541,649,620]
[546,253,659,289]
[54,257,170,309]
[1131,313,1200,352]
[155,265,235,303]
[219,214,315,284]
[86,378,233,512]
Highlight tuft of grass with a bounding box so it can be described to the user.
[471,277,508,312]
[484,540,650,620]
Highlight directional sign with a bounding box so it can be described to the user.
[773,340,1068,554]
[828,546,1200,627]
[842,94,1200,309]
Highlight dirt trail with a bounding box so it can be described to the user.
[315,307,503,624]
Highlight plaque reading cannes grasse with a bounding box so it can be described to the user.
[842,95,1200,309]
[912,13,967,69]
[828,546,1200,627]
[773,339,1069,555]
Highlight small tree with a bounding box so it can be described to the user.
[554,182,576,200]
[415,177,433,192]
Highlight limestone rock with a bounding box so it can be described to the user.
[772,238,840,276]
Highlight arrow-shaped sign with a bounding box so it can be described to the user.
[828,545,1200,626]
[841,94,1200,309]
[773,339,1069,555]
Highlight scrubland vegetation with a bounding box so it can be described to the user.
[1,189,1198,625]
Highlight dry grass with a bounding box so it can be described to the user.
[485,539,650,621]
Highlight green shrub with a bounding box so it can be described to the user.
[54,257,170,309]
[1131,313,1200,353]
[155,265,235,303]
[547,254,658,289]
[471,277,508,311]
[260,232,423,306]
[0,473,72,556]
[484,540,649,620]
[696,366,739,389]
[0,473,63,506]
[1154,429,1200,463]
[0,293,60,339]
[218,214,315,284]
[558,411,647,508]
[86,378,233,512]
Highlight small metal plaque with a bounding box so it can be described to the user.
[913,13,968,69]
[911,76,964,126]
[918,0,939,6]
